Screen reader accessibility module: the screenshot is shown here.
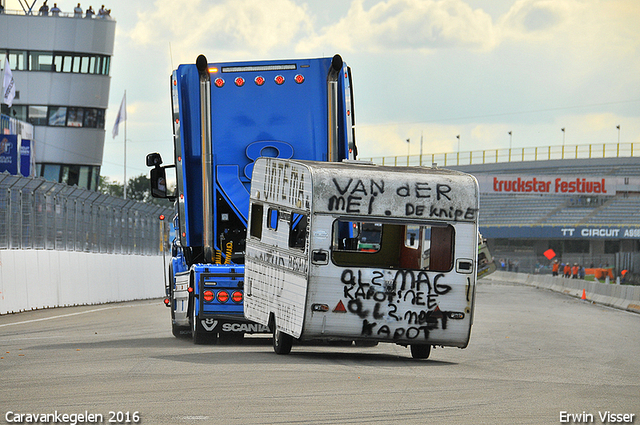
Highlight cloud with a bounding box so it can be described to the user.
[297,0,498,54]
[129,0,313,61]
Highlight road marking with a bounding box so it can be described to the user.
[0,302,155,328]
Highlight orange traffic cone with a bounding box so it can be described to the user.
[581,289,586,300]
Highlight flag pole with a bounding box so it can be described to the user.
[123,90,127,199]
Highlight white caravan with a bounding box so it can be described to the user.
[244,158,480,359]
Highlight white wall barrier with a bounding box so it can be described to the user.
[0,250,166,315]
[484,271,640,314]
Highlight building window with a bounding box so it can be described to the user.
[48,106,67,126]
[62,55,73,73]
[67,107,84,127]
[2,50,111,75]
[83,108,98,128]
[28,106,48,126]
[21,105,106,129]
[4,105,27,121]
[40,164,101,191]
[7,50,28,70]
[29,51,54,71]
[41,164,61,183]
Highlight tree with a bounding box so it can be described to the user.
[98,175,123,198]
[98,174,173,207]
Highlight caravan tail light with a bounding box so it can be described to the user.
[234,77,245,87]
[231,291,243,303]
[217,290,229,303]
[274,75,285,85]
[214,78,225,88]
[294,74,304,84]
[255,76,265,86]
[203,290,214,302]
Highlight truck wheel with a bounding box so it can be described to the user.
[191,299,217,345]
[410,344,431,359]
[273,326,293,355]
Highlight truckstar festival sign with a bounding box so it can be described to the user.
[476,175,615,196]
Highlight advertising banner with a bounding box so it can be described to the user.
[20,139,34,177]
[0,134,20,175]
[476,174,615,196]
[480,225,640,239]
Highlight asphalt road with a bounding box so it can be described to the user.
[1,279,638,425]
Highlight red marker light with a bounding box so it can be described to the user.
[203,290,214,302]
[231,291,243,303]
[255,76,265,86]
[235,77,245,87]
[294,74,304,84]
[163,298,170,305]
[214,78,225,88]
[159,214,165,220]
[217,291,229,303]
[274,75,285,85]
[187,287,193,293]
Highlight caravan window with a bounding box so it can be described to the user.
[267,208,279,231]
[331,219,455,272]
[250,203,263,239]
[288,213,308,250]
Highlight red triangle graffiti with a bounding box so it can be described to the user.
[431,305,443,318]
[333,300,347,313]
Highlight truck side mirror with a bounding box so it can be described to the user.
[150,166,167,198]
[146,152,163,167]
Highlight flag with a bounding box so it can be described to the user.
[3,58,16,108]
[543,249,556,260]
[112,92,126,139]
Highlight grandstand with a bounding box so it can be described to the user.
[363,144,640,276]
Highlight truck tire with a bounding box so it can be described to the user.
[191,297,217,345]
[410,344,431,359]
[273,325,293,355]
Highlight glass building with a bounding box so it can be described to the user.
[0,6,116,190]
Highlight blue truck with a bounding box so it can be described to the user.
[147,54,356,343]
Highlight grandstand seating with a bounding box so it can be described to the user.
[479,192,639,227]
[470,157,640,228]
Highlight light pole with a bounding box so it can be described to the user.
[456,134,460,151]
[617,125,620,143]
[561,128,565,145]
[124,138,133,199]
[508,131,512,149]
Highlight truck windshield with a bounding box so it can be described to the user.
[331,219,454,271]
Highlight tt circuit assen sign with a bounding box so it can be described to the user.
[477,175,615,196]
[480,226,640,240]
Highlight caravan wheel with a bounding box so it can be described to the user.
[273,326,293,355]
[410,344,431,359]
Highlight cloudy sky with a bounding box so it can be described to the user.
[9,0,640,182]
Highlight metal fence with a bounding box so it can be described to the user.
[362,142,639,167]
[0,172,173,255]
